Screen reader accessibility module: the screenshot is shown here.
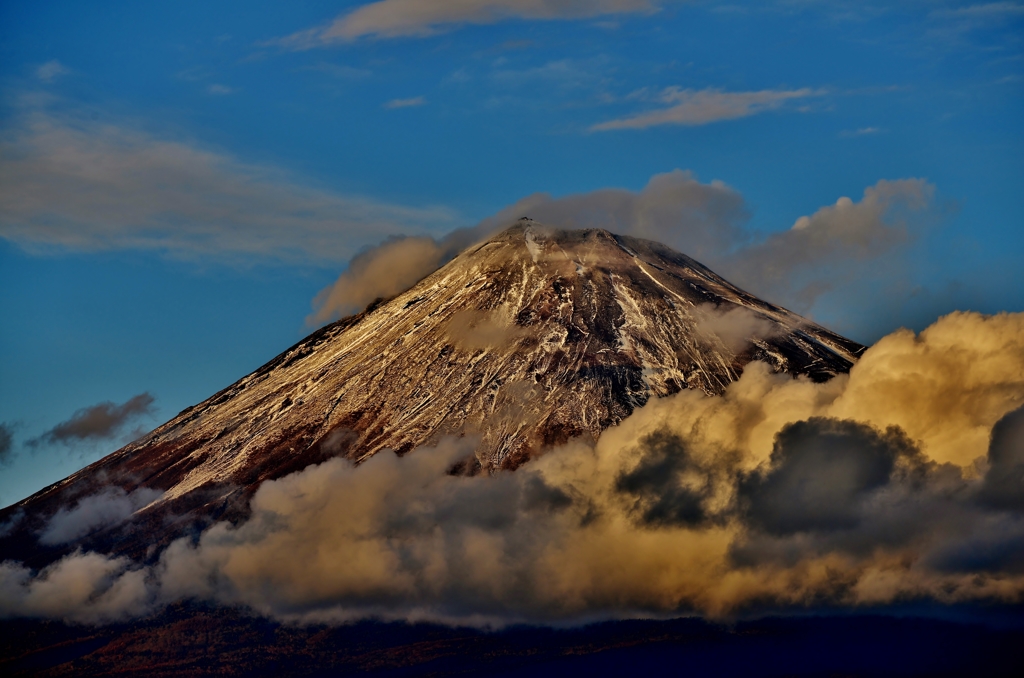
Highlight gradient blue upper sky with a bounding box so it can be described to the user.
[1,0,1022,506]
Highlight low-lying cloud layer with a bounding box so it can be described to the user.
[2,310,1022,625]
[312,170,935,331]
[39,487,164,546]
[27,393,155,448]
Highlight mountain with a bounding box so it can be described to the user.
[0,221,864,565]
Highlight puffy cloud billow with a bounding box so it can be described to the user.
[38,487,164,546]
[310,171,935,335]
[1,311,1023,625]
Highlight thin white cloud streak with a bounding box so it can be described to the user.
[35,60,69,82]
[931,2,1024,19]
[0,111,459,264]
[841,126,882,137]
[276,0,660,46]
[383,96,427,109]
[592,88,821,130]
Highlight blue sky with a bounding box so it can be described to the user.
[1,0,1022,506]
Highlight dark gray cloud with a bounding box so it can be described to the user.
[28,393,155,448]
[976,404,1024,512]
[0,423,14,466]
[729,414,1024,574]
[738,418,919,535]
[615,429,715,528]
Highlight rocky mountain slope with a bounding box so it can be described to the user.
[0,221,864,564]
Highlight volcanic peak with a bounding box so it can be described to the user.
[1,222,865,564]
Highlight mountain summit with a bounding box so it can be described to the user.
[1,222,864,563]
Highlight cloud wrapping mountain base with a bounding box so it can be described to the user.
[1,311,1023,625]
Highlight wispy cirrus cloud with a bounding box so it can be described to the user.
[925,2,1024,48]
[383,96,427,109]
[0,107,459,264]
[35,60,69,82]
[276,0,661,47]
[930,2,1024,19]
[591,87,822,130]
[206,84,236,95]
[841,126,883,137]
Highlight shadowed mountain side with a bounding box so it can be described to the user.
[0,222,864,567]
[1,606,1021,677]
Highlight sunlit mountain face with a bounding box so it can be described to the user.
[2,1,1022,675]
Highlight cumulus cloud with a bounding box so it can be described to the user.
[724,179,935,312]
[0,110,458,264]
[38,487,164,546]
[0,552,152,624]
[591,88,821,131]
[28,394,155,448]
[278,0,659,45]
[0,423,14,466]
[3,311,1022,625]
[736,418,920,536]
[310,170,749,324]
[309,236,447,322]
[311,171,934,334]
[975,405,1024,512]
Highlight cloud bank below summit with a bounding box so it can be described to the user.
[2,310,1022,625]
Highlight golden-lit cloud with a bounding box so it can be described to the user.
[3,311,1022,625]
[311,172,935,332]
